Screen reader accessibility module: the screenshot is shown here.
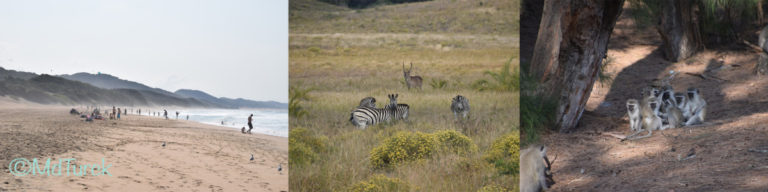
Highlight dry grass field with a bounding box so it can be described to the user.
[289,0,520,191]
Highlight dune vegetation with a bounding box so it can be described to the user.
[289,0,519,191]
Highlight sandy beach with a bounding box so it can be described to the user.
[0,99,288,191]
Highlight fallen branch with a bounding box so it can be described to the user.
[684,72,726,82]
[742,40,765,53]
[748,148,768,153]
[601,132,626,140]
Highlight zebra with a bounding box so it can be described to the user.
[350,94,409,129]
[451,95,470,119]
[358,96,376,108]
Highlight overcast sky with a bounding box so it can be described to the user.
[0,0,287,103]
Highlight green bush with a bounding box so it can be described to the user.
[350,174,411,192]
[484,133,520,175]
[289,128,327,165]
[370,130,476,169]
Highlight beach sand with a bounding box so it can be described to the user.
[0,99,287,191]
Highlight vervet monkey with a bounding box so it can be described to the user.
[674,92,690,119]
[624,95,662,141]
[662,98,683,129]
[521,145,556,192]
[684,88,707,126]
[626,99,641,132]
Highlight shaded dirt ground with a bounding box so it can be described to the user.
[543,10,768,192]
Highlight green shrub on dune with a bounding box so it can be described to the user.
[350,174,411,192]
[289,127,328,165]
[370,130,476,169]
[484,133,520,175]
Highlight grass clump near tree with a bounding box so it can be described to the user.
[484,132,520,175]
[370,130,476,169]
[350,174,412,192]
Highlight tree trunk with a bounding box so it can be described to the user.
[758,25,768,77]
[759,0,765,26]
[529,0,625,133]
[656,0,702,62]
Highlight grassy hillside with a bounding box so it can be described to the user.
[0,74,208,107]
[289,0,520,191]
[290,0,519,35]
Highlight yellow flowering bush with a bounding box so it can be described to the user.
[350,174,411,192]
[370,130,476,169]
[370,131,436,169]
[484,133,520,175]
[433,130,477,154]
[289,127,327,165]
[477,184,511,192]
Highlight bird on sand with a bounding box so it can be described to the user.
[250,154,254,161]
[162,141,166,148]
[278,163,282,174]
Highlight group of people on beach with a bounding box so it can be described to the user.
[77,106,257,136]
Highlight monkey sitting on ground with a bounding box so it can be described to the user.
[684,88,707,126]
[626,99,641,132]
[623,95,662,141]
[521,145,556,192]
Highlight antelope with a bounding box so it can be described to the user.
[403,62,423,90]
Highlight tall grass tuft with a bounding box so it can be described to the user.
[520,61,557,146]
[289,86,313,118]
[430,78,448,89]
[598,56,615,86]
[473,56,520,92]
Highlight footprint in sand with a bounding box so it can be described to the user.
[258,182,270,189]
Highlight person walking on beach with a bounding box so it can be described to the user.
[112,106,116,119]
[247,114,253,134]
[175,111,179,119]
[186,115,189,120]
[117,107,121,120]
[164,110,168,120]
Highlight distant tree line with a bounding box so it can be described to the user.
[318,0,432,9]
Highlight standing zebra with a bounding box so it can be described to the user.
[358,96,376,108]
[350,94,409,129]
[451,95,470,119]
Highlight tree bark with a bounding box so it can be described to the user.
[656,0,702,62]
[529,0,625,133]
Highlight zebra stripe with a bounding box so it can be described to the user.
[349,94,409,129]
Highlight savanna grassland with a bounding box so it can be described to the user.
[289,0,520,191]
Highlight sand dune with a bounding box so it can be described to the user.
[0,101,287,191]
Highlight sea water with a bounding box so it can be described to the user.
[139,108,288,137]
